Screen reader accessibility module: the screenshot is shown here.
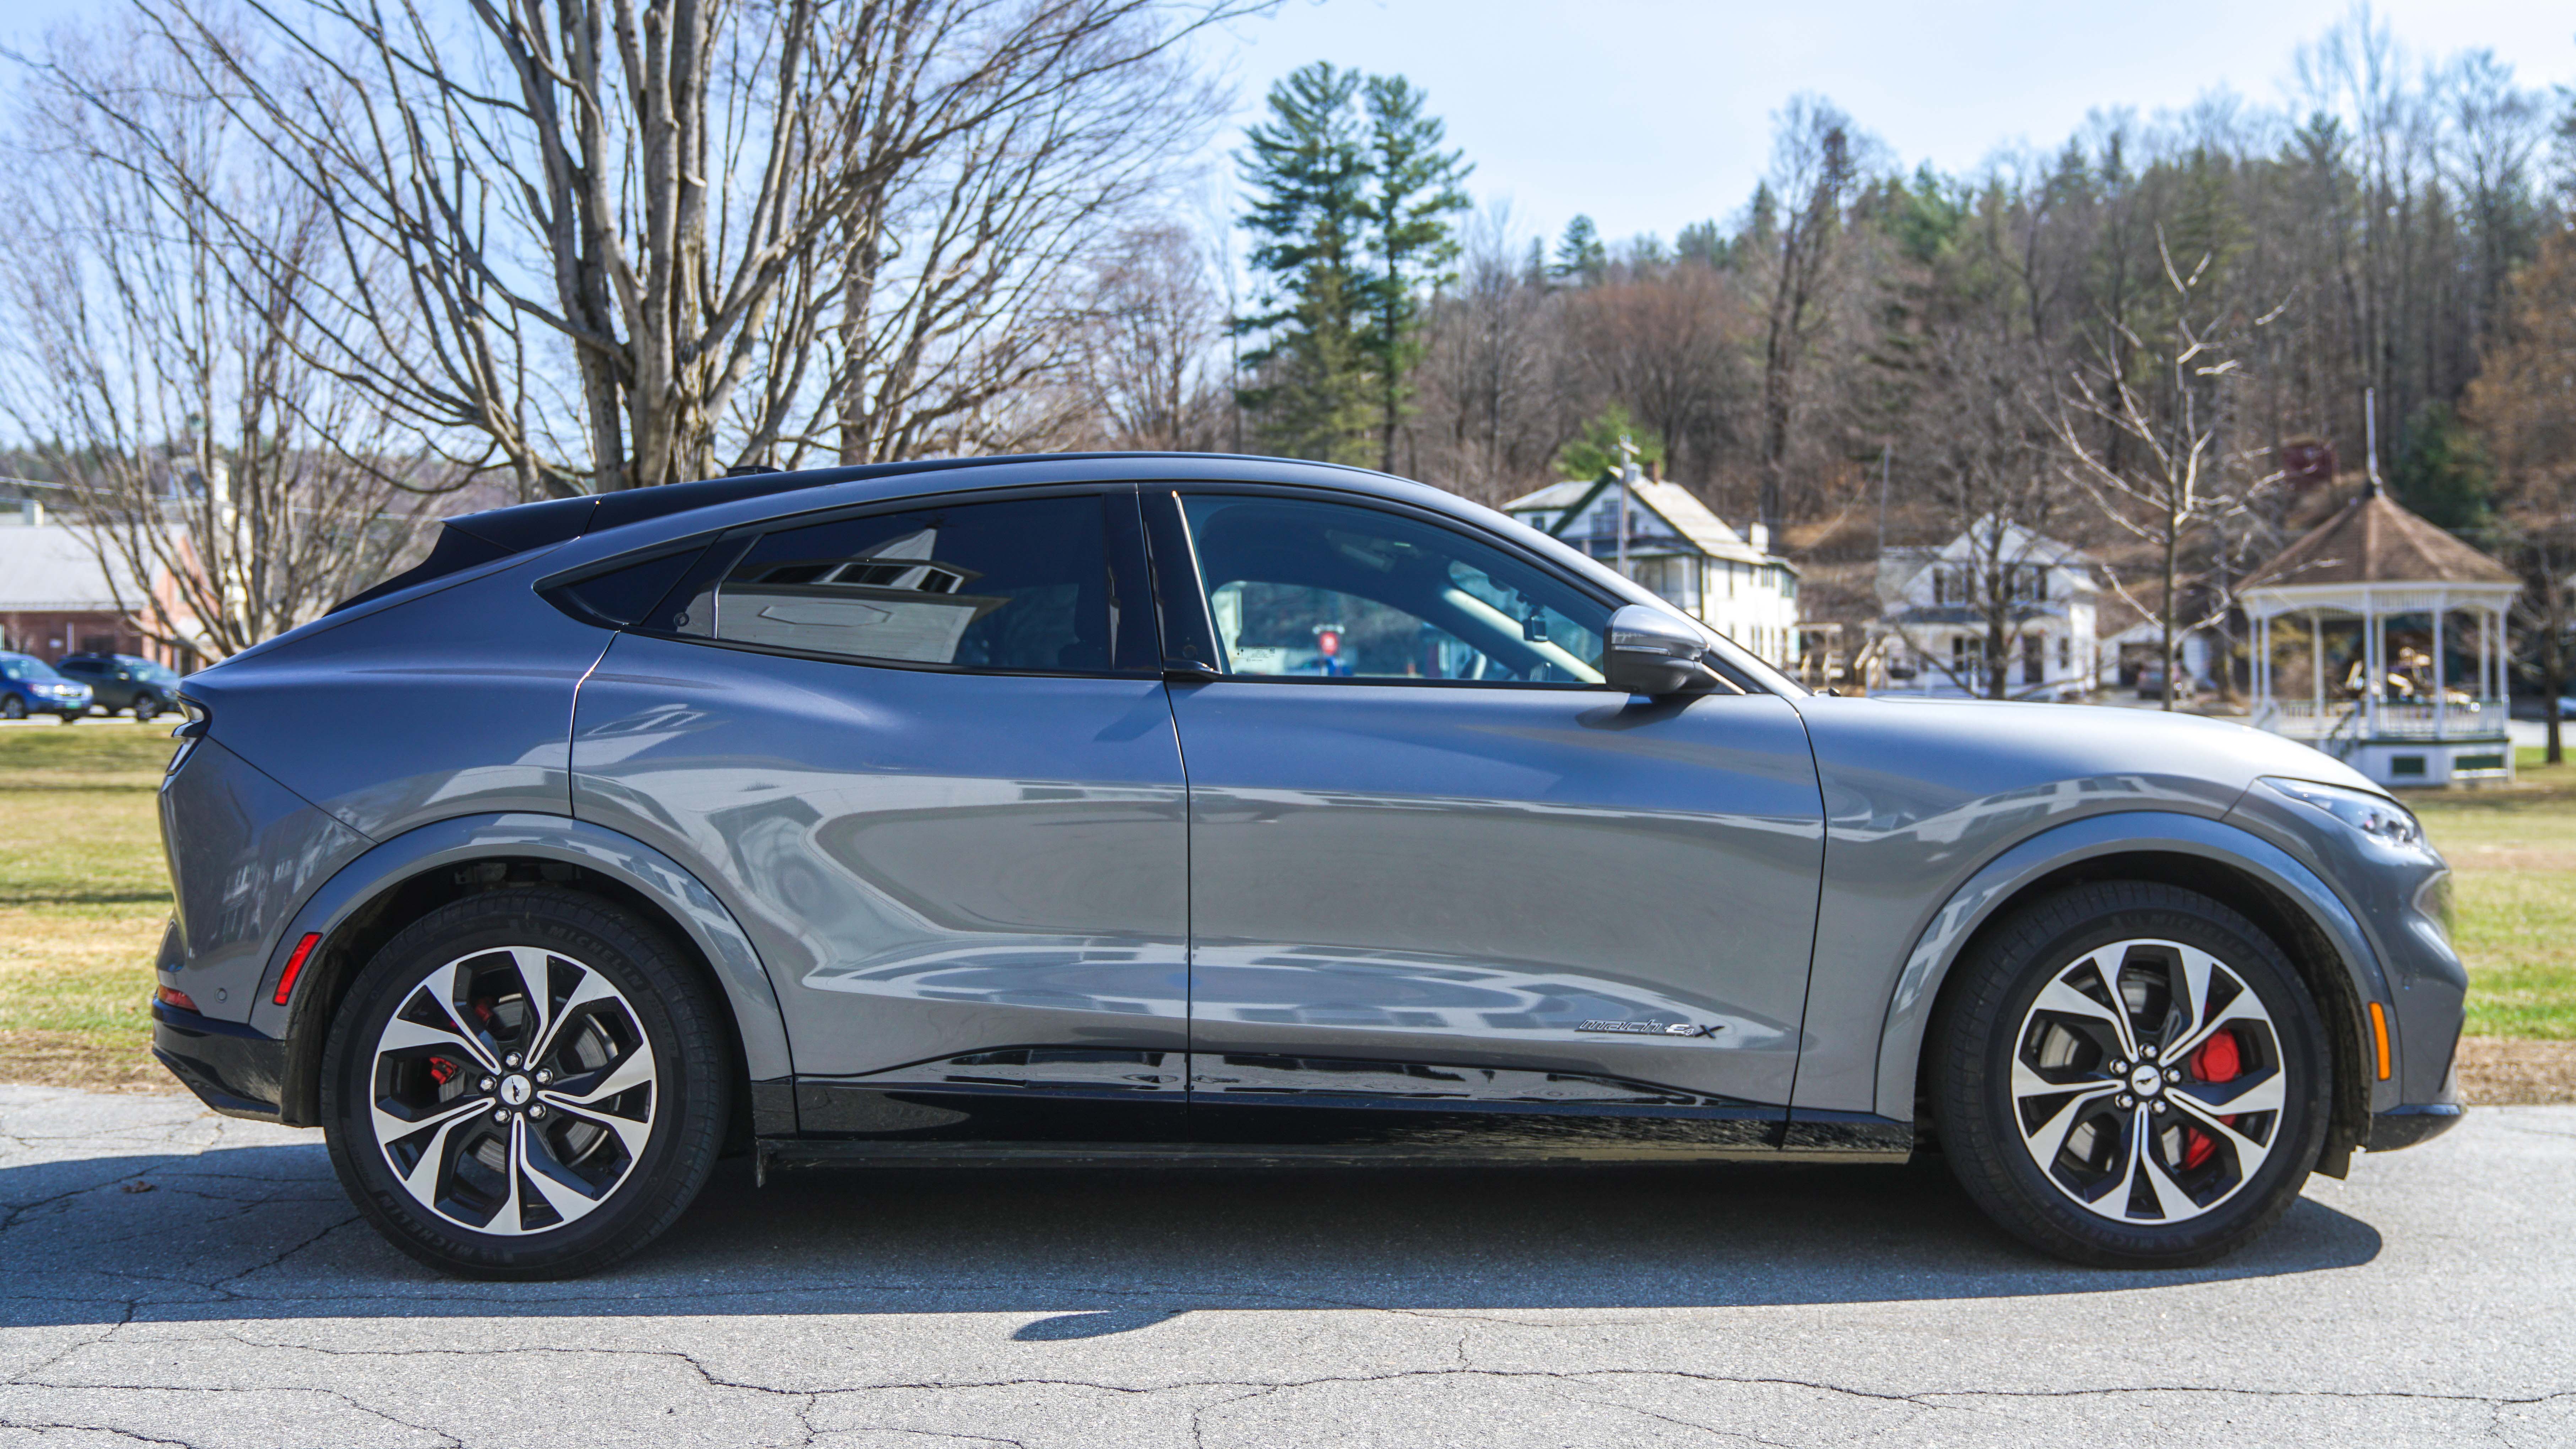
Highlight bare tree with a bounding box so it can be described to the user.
[2466,225,2576,761]
[1901,327,2067,699]
[1409,206,1564,503]
[2053,231,2279,710]
[1067,222,1227,450]
[1749,95,1865,536]
[0,19,438,659]
[1561,264,1750,492]
[109,0,1249,500]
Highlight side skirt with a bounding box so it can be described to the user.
[770,1049,1914,1176]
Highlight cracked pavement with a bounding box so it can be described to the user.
[0,1086,2569,1447]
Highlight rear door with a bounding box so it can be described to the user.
[572,485,1191,1137]
[1146,488,1826,1124]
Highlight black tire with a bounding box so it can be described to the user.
[321,886,730,1279]
[133,696,163,723]
[54,710,78,724]
[1928,881,2331,1268]
[0,696,23,720]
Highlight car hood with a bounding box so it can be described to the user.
[1795,696,2375,840]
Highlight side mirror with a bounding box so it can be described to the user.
[1603,605,1722,697]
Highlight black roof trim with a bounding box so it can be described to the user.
[457,453,1246,554]
[328,454,1390,617]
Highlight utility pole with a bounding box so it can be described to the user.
[1875,446,1889,557]
[1615,433,1639,579]
[2362,387,2382,499]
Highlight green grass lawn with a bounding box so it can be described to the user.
[0,721,179,1087]
[2408,749,2576,1039]
[0,719,2570,1092]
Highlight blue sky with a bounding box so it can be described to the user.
[1195,0,2576,249]
[6,0,2565,254]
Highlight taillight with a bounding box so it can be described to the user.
[274,933,322,1006]
[155,984,199,1013]
[164,699,211,782]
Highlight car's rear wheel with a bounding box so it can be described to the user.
[1929,881,2331,1267]
[320,886,728,1279]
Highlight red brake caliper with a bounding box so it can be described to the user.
[2182,1031,2242,1169]
[427,1057,459,1087]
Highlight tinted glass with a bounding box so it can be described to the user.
[2,656,63,681]
[1178,496,1606,685]
[708,497,1111,672]
[551,548,703,628]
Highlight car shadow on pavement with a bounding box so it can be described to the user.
[0,1136,2383,1332]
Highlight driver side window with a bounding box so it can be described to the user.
[1177,495,1607,685]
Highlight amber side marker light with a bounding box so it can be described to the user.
[154,985,197,1013]
[274,933,323,1007]
[2369,1001,2393,1081]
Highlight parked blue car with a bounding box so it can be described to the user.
[0,651,93,721]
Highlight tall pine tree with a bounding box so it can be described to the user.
[1359,75,1470,471]
[1237,63,1467,467]
[1236,63,1372,462]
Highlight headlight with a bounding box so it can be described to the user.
[2263,777,2428,850]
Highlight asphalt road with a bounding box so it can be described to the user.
[1,1085,2568,1448]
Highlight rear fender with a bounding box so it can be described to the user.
[248,812,791,1125]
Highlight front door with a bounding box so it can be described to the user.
[1146,490,1825,1132]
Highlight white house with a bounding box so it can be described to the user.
[2097,616,2219,694]
[1500,472,1801,669]
[1876,517,2097,698]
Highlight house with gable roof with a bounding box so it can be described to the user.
[1500,471,1801,669]
[1874,516,2099,698]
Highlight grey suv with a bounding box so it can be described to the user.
[56,653,181,720]
[147,455,2464,1279]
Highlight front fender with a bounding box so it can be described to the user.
[250,812,794,1121]
[1865,810,2394,1122]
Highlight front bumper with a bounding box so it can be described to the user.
[2367,1103,2465,1152]
[151,999,286,1121]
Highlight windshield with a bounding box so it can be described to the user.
[1,657,64,681]
[128,660,178,682]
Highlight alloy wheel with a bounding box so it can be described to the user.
[367,946,657,1236]
[2008,937,2287,1226]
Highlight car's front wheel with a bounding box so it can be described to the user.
[1929,882,2331,1267]
[320,887,729,1279]
[133,695,163,722]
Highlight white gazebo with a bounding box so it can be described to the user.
[2242,485,2521,788]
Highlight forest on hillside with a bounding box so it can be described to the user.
[0,2,2570,677]
[1053,9,2576,698]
